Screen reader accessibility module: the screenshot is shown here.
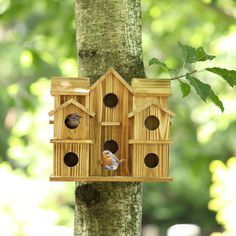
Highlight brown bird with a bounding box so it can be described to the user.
[65,113,82,129]
[101,150,124,170]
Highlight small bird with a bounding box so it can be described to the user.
[101,150,124,170]
[65,113,82,129]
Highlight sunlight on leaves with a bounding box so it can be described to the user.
[19,50,33,68]
[209,157,236,235]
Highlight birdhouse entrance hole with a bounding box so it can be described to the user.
[64,152,79,167]
[64,113,81,129]
[103,93,118,108]
[103,140,118,153]
[144,153,159,168]
[144,115,160,130]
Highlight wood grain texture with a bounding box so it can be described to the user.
[53,143,89,177]
[50,176,173,182]
[51,77,90,95]
[132,144,169,178]
[132,78,171,95]
[89,70,132,177]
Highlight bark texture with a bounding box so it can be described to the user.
[75,0,145,84]
[74,0,145,235]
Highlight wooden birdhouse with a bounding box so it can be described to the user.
[49,68,175,182]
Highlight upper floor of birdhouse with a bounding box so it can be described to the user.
[49,68,174,141]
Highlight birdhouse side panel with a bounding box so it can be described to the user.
[53,143,89,177]
[132,144,169,178]
[54,104,89,140]
[89,84,103,176]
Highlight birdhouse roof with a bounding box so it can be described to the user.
[50,77,90,96]
[131,78,172,95]
[128,100,175,118]
[48,98,95,117]
[90,68,133,93]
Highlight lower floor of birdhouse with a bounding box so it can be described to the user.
[50,142,172,182]
[49,176,173,182]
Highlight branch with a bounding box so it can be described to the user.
[171,70,197,81]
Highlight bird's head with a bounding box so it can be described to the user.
[74,113,82,119]
[102,150,112,159]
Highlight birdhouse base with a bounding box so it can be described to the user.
[49,176,173,182]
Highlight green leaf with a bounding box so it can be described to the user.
[178,42,215,63]
[149,57,170,70]
[178,42,197,63]
[186,74,211,102]
[196,47,215,61]
[179,80,191,97]
[206,67,236,87]
[209,91,224,112]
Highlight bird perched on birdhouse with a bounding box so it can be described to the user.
[64,113,82,129]
[101,150,124,170]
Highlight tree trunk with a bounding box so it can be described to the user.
[74,0,145,235]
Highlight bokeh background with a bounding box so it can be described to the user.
[0,0,236,235]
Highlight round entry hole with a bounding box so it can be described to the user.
[65,113,82,129]
[103,140,118,154]
[144,153,159,168]
[64,152,79,167]
[145,115,160,130]
[103,93,118,108]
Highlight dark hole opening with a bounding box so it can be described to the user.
[64,113,82,129]
[144,115,160,130]
[144,153,159,168]
[103,140,118,154]
[103,93,118,108]
[64,152,79,167]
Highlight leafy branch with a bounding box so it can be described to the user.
[149,42,236,112]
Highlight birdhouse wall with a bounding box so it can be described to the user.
[132,105,171,140]
[132,144,169,178]
[59,95,87,107]
[53,143,89,177]
[133,95,168,110]
[54,104,89,140]
[89,72,132,177]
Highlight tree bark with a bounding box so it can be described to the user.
[74,0,145,235]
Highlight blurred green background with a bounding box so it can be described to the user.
[0,0,235,235]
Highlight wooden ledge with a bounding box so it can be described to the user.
[101,122,121,126]
[50,139,93,144]
[50,176,173,182]
[129,139,172,144]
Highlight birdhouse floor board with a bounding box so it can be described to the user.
[50,139,93,144]
[49,176,173,182]
[129,139,172,144]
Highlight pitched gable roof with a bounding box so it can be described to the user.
[48,98,95,117]
[90,68,133,93]
[128,100,175,118]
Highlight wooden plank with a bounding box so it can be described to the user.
[131,78,171,95]
[101,122,121,126]
[49,176,173,182]
[51,139,93,144]
[51,77,90,95]
[129,140,172,144]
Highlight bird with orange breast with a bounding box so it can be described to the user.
[101,150,125,170]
